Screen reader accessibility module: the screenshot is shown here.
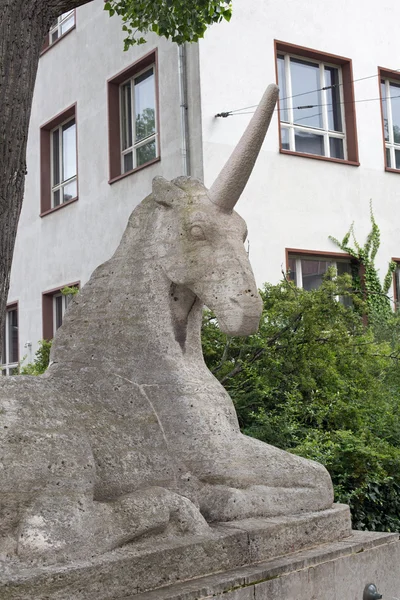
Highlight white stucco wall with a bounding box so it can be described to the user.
[198,0,400,288]
[8,0,188,361]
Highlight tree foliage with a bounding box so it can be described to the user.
[104,0,232,48]
[202,273,400,531]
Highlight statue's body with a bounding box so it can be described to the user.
[0,86,333,566]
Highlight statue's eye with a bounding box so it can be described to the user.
[190,225,205,240]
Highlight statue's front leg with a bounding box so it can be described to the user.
[17,486,210,565]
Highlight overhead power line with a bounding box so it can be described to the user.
[215,68,400,118]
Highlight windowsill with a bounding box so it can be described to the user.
[40,196,78,218]
[279,149,360,167]
[40,25,76,57]
[385,166,400,174]
[109,156,161,184]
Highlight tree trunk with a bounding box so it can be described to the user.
[0,0,92,360]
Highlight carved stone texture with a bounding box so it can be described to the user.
[0,85,335,570]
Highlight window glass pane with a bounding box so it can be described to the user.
[136,139,156,166]
[325,66,342,132]
[395,150,400,170]
[386,147,391,168]
[51,29,59,43]
[123,152,134,173]
[8,309,18,364]
[53,189,61,207]
[281,127,290,150]
[277,55,289,123]
[61,10,74,19]
[381,81,389,141]
[121,82,133,151]
[52,128,60,186]
[60,12,74,35]
[301,259,330,291]
[389,82,400,144]
[55,296,63,330]
[337,262,351,276]
[329,137,344,159]
[134,68,156,142]
[62,119,76,181]
[290,58,323,129]
[288,257,296,282]
[63,179,77,202]
[337,262,352,307]
[295,130,324,156]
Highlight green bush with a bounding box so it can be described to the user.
[20,339,52,375]
[202,274,400,531]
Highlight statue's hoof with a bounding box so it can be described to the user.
[199,482,333,522]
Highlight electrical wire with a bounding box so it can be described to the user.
[215,68,400,117]
[217,94,399,117]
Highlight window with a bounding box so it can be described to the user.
[50,11,75,44]
[120,67,157,173]
[1,304,19,376]
[40,105,78,215]
[42,10,75,52]
[42,284,79,340]
[287,250,354,306]
[275,41,359,165]
[108,50,160,182]
[380,69,400,171]
[50,117,77,207]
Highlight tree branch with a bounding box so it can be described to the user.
[219,312,303,384]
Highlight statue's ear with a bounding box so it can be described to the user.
[152,176,186,208]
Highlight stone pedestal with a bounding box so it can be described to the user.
[2,504,399,600]
[133,530,400,600]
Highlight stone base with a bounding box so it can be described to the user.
[133,530,400,600]
[1,504,353,599]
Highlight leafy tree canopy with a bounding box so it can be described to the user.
[104,0,232,48]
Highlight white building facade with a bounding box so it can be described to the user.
[3,0,400,371]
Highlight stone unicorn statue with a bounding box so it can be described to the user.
[0,84,332,566]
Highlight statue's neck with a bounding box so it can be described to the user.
[49,243,207,383]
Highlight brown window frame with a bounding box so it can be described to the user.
[42,282,80,341]
[1,302,19,375]
[41,9,76,55]
[40,103,78,217]
[275,40,359,167]
[107,48,160,184]
[378,67,400,174]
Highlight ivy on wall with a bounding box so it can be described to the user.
[329,202,396,323]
